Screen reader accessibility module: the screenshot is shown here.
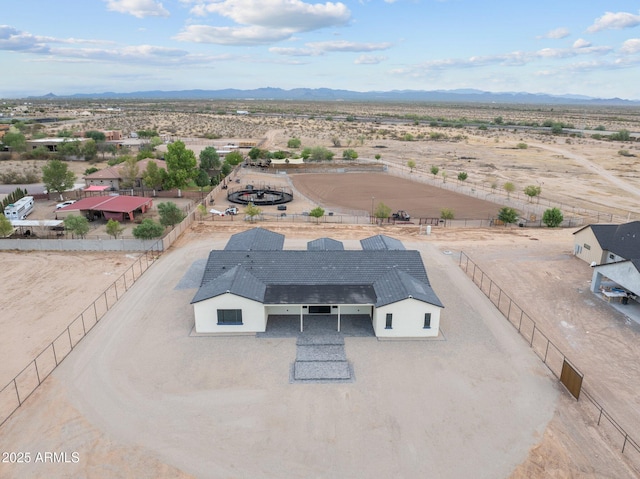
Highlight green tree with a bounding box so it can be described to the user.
[142,160,166,191]
[57,139,82,159]
[542,207,564,227]
[82,139,98,161]
[225,151,244,166]
[197,203,207,220]
[343,149,358,160]
[374,202,391,225]
[149,136,163,148]
[64,214,90,238]
[302,146,334,162]
[0,214,14,237]
[287,137,301,148]
[98,142,118,160]
[194,169,210,188]
[133,219,164,239]
[503,181,515,198]
[106,219,125,239]
[440,208,455,227]
[407,159,416,172]
[119,156,139,189]
[610,129,631,141]
[244,202,262,222]
[42,159,76,199]
[158,201,186,227]
[551,123,563,134]
[494,116,504,125]
[248,147,261,160]
[85,130,106,142]
[309,206,325,224]
[199,146,221,170]
[164,140,197,190]
[430,165,439,177]
[375,154,381,161]
[523,185,542,202]
[497,207,518,225]
[220,161,233,177]
[457,172,468,182]
[1,131,26,151]
[84,167,99,175]
[516,142,528,149]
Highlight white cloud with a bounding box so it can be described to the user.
[587,11,640,33]
[572,38,591,49]
[621,38,640,54]
[174,25,294,45]
[305,40,391,52]
[0,25,50,53]
[184,0,350,31]
[269,46,321,56]
[354,55,386,64]
[538,27,570,40]
[104,0,170,18]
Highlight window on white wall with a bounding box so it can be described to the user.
[385,313,393,329]
[424,313,432,329]
[217,309,243,325]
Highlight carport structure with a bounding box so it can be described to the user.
[56,195,153,221]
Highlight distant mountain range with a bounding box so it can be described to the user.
[32,88,639,105]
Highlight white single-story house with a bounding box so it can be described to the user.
[191,228,444,338]
[573,221,640,303]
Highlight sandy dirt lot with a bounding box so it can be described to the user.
[1,106,640,477]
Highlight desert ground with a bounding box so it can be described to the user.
[1,102,640,477]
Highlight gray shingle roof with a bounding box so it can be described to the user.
[193,245,442,308]
[191,265,266,303]
[360,235,405,250]
[224,227,285,251]
[307,237,345,251]
[606,222,640,260]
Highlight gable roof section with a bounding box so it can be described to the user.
[58,195,152,213]
[264,284,375,304]
[191,265,266,303]
[606,221,640,260]
[373,268,444,308]
[307,237,344,251]
[360,235,405,250]
[224,227,285,251]
[200,250,429,286]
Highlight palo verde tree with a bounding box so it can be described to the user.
[244,202,262,222]
[64,214,90,238]
[440,208,455,227]
[287,137,301,148]
[407,159,416,172]
[42,159,76,200]
[524,185,542,202]
[497,207,518,225]
[106,219,125,239]
[158,201,186,228]
[164,140,197,191]
[119,156,139,189]
[342,149,358,160]
[309,206,325,224]
[503,181,515,198]
[374,202,392,225]
[543,207,564,227]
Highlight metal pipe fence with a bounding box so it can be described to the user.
[459,251,640,468]
[0,240,164,429]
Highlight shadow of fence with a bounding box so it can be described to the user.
[0,240,163,428]
[459,251,640,470]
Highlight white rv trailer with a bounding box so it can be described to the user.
[3,196,35,220]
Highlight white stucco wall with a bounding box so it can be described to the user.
[373,299,441,338]
[340,305,372,315]
[193,293,266,333]
[266,305,301,315]
[591,262,640,296]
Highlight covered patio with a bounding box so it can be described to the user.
[258,314,375,338]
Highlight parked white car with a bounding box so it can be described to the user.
[56,200,76,209]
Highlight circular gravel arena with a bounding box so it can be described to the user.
[290,172,501,219]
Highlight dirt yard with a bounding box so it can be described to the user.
[1,106,640,477]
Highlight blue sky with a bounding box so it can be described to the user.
[2,0,640,99]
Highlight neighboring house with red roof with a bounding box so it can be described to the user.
[83,158,166,190]
[55,195,153,222]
